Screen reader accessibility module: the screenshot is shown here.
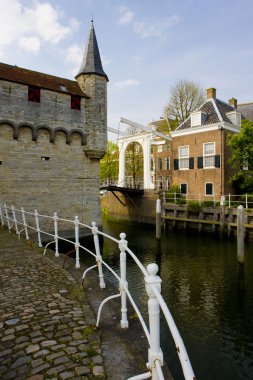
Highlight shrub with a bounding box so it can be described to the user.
[165,185,181,203]
[239,194,253,208]
[202,200,215,208]
[187,201,202,213]
[177,198,187,205]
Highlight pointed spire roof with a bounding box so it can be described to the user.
[76,21,108,81]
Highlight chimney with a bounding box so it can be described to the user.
[207,88,216,99]
[228,97,237,109]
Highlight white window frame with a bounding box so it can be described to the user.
[179,145,189,170]
[165,176,170,190]
[205,182,214,196]
[180,183,188,194]
[157,145,163,153]
[203,142,215,168]
[164,157,170,170]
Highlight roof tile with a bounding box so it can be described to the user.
[0,62,88,98]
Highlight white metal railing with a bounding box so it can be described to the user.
[162,192,253,209]
[0,202,195,380]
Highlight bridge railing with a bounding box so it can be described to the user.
[0,202,195,380]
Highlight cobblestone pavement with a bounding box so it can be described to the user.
[0,229,106,380]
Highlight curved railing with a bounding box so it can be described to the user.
[0,202,196,380]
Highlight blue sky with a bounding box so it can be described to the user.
[1,0,253,140]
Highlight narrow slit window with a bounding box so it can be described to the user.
[41,156,50,161]
[28,86,40,103]
[71,95,81,110]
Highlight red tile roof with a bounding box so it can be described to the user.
[0,62,88,98]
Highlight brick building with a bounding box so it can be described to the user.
[170,88,241,198]
[0,21,108,228]
[120,88,251,200]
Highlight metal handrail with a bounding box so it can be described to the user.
[0,203,195,380]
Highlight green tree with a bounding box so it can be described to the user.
[125,142,143,187]
[100,141,119,184]
[227,119,253,193]
[163,79,205,126]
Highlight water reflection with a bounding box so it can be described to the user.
[100,217,253,380]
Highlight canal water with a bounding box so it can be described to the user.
[98,216,253,380]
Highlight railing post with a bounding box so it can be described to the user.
[174,192,176,203]
[246,193,248,209]
[145,263,163,380]
[119,232,129,328]
[74,216,80,268]
[11,205,19,235]
[21,207,29,240]
[34,210,42,247]
[54,212,59,257]
[4,203,11,232]
[91,221,106,289]
[229,193,231,208]
[0,204,4,226]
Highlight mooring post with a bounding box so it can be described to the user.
[219,195,226,236]
[74,216,80,269]
[92,221,106,289]
[156,199,161,240]
[119,233,129,328]
[237,205,245,264]
[145,263,163,380]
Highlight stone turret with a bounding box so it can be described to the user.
[76,21,108,159]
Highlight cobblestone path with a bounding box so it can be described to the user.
[0,229,106,380]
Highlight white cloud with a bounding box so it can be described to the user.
[66,45,83,64]
[18,36,41,53]
[0,0,78,55]
[101,54,111,67]
[117,5,181,38]
[118,9,134,25]
[114,79,139,89]
[134,15,181,38]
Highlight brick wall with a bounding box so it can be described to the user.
[171,128,235,197]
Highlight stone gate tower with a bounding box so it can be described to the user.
[76,21,108,160]
[0,21,108,231]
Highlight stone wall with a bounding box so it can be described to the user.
[0,80,85,131]
[0,123,102,231]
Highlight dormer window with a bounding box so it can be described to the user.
[226,111,241,126]
[191,111,207,127]
[71,95,81,110]
[28,86,40,103]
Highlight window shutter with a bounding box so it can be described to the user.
[174,159,179,170]
[215,155,220,168]
[189,157,194,169]
[197,156,203,168]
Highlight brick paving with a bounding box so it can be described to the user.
[0,229,106,380]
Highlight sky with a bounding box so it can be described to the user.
[0,0,253,141]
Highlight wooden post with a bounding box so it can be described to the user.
[219,195,225,237]
[237,205,245,264]
[156,199,161,240]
